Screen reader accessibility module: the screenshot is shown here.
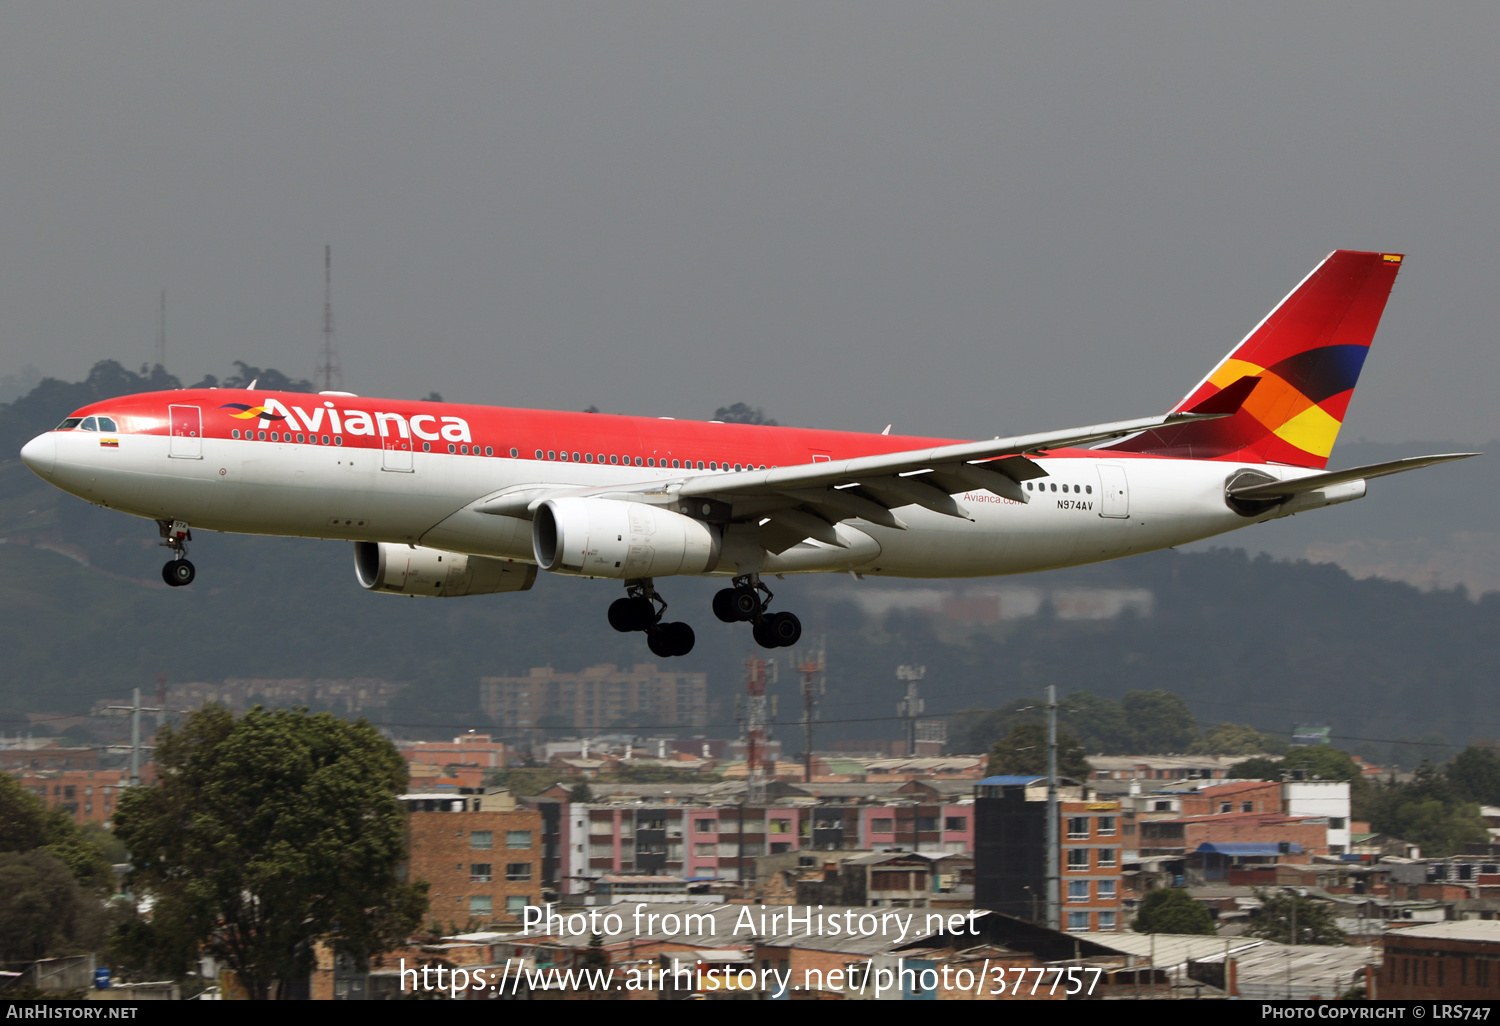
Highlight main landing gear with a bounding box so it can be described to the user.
[713,574,801,649]
[157,519,195,588]
[609,579,695,658]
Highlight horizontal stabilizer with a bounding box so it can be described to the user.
[1226,452,1480,500]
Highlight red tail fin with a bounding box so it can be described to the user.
[1103,250,1404,468]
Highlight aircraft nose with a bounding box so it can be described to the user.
[20,433,56,478]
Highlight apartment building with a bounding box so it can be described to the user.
[972,776,1125,932]
[401,791,543,927]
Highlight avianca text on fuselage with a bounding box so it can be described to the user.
[17,250,1478,658]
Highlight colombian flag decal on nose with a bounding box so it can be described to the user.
[220,403,286,421]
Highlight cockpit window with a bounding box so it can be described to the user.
[55,418,83,430]
[79,417,99,431]
[97,416,118,432]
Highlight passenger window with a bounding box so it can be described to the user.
[232,429,241,439]
[709,462,717,470]
[80,417,98,431]
[572,452,580,462]
[634,456,642,466]
[258,431,266,440]
[672,459,680,468]
[422,442,431,452]
[448,443,457,453]
[322,435,330,445]
[270,432,279,441]
[646,458,654,467]
[510,448,518,458]
[559,451,568,461]
[535,449,543,459]
[1050,483,1057,492]
[547,451,556,460]
[1086,485,1092,494]
[585,453,594,463]
[1025,482,1032,491]
[609,455,618,464]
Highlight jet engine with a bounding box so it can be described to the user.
[532,497,720,578]
[354,542,537,597]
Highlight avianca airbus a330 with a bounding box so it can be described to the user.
[18,250,1476,657]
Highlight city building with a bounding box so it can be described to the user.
[1379,921,1500,999]
[972,776,1125,932]
[401,790,543,928]
[480,663,707,733]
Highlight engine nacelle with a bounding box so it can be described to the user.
[532,497,720,578]
[354,542,537,597]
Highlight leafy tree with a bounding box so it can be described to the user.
[1364,761,1488,856]
[1229,756,1284,781]
[1447,746,1500,806]
[1192,723,1284,757]
[0,771,112,888]
[1132,888,1215,935]
[113,706,428,1000]
[1060,691,1135,754]
[986,722,1091,781]
[1122,690,1198,753]
[712,402,777,426]
[1245,890,1346,946]
[0,850,107,963]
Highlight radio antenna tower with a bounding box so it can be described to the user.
[793,641,826,784]
[154,290,166,370]
[739,655,776,805]
[316,244,342,390]
[896,664,926,757]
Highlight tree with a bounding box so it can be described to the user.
[0,850,106,964]
[1122,690,1198,752]
[0,771,112,889]
[1192,723,1284,757]
[712,402,777,426]
[1447,746,1500,806]
[114,707,428,1000]
[1245,890,1346,946]
[568,781,595,803]
[1365,761,1488,856]
[1132,888,1215,935]
[987,722,1091,781]
[1060,691,1135,754]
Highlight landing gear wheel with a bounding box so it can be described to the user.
[766,610,801,647]
[609,596,655,632]
[730,586,762,621]
[647,630,674,658]
[162,559,195,587]
[752,619,778,649]
[712,588,740,624]
[657,621,695,657]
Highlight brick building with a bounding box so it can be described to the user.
[402,792,543,928]
[1379,921,1500,999]
[13,767,137,826]
[972,776,1125,932]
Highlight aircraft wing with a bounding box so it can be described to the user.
[471,407,1233,554]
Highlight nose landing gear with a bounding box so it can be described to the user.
[608,579,695,657]
[157,519,195,588]
[714,574,801,649]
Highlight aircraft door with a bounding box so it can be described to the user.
[382,436,414,473]
[168,405,202,459]
[1096,464,1129,518]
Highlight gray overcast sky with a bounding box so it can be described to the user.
[2,4,1498,444]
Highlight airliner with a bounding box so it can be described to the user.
[18,250,1475,657]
